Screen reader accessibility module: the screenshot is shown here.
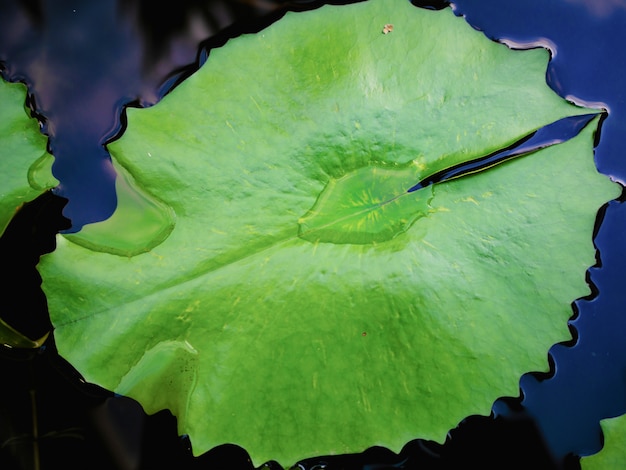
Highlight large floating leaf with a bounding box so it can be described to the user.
[37,0,619,466]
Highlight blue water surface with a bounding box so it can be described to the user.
[1,0,626,466]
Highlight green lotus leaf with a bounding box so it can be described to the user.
[0,79,57,348]
[36,0,619,466]
[581,414,626,469]
[0,79,58,234]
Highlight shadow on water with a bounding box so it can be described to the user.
[2,0,624,468]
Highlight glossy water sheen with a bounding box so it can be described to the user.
[299,163,432,244]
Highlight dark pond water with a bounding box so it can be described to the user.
[1,0,625,468]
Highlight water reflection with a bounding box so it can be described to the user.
[563,0,626,18]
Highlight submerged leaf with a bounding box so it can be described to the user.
[37,0,619,465]
[298,162,432,244]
